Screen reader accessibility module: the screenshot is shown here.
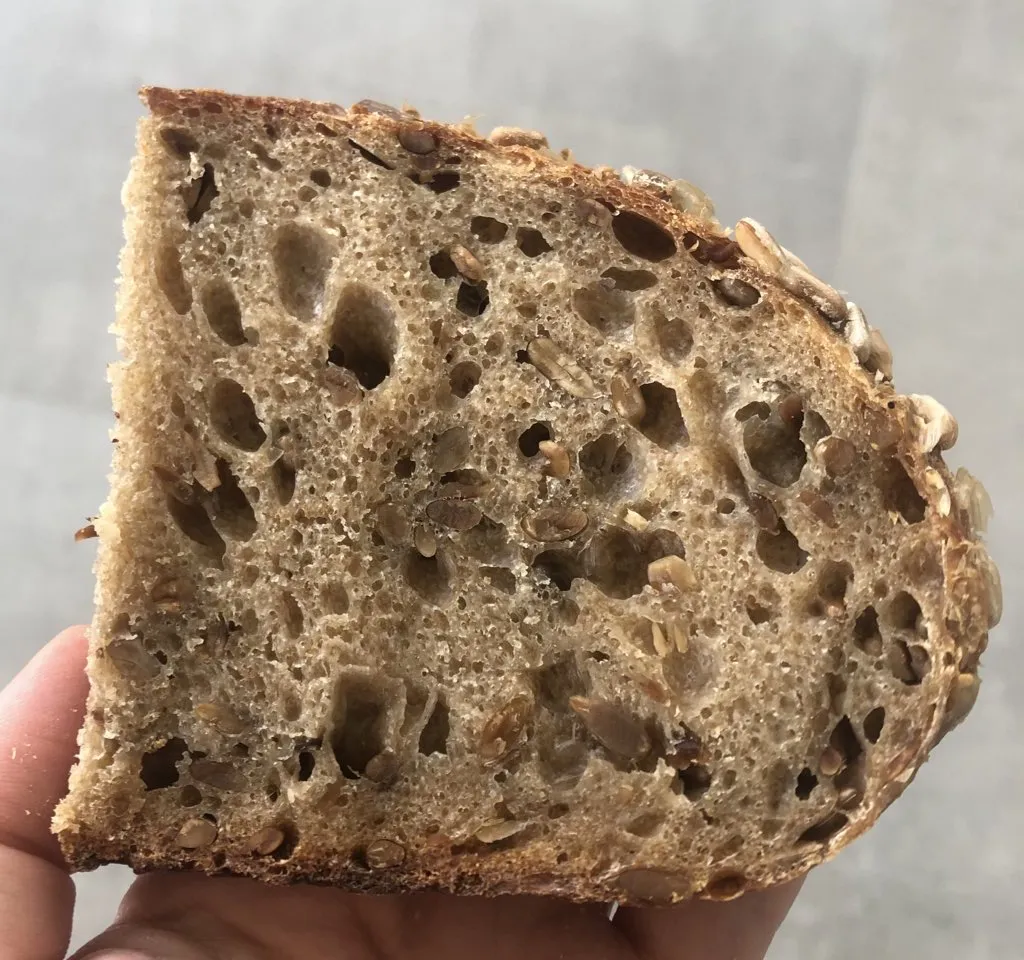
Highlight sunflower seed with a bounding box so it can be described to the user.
[449,245,485,282]
[569,696,650,760]
[537,440,571,479]
[713,277,761,307]
[908,394,958,453]
[526,338,599,399]
[814,437,857,477]
[426,498,483,531]
[176,817,217,849]
[433,426,471,472]
[475,819,526,843]
[397,123,437,155]
[610,373,646,424]
[247,826,285,855]
[650,620,670,657]
[669,179,716,220]
[194,702,247,735]
[646,555,697,593]
[364,750,400,785]
[414,525,437,558]
[522,506,589,542]
[818,745,845,778]
[366,838,407,868]
[488,127,549,149]
[734,218,786,276]
[952,467,993,534]
[377,503,409,545]
[922,467,952,517]
[479,693,534,762]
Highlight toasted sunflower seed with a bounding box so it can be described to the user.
[366,837,407,868]
[734,218,786,276]
[475,819,526,843]
[814,436,857,477]
[526,338,599,399]
[952,467,993,534]
[397,123,437,155]
[610,373,646,424]
[569,696,650,760]
[479,693,534,762]
[908,394,958,453]
[247,826,285,855]
[713,277,760,307]
[522,506,589,542]
[426,498,483,531]
[921,468,952,517]
[669,179,716,220]
[647,555,697,593]
[488,126,549,149]
[537,440,571,479]
[449,245,485,282]
[414,525,437,558]
[194,702,246,735]
[818,745,845,778]
[176,817,218,849]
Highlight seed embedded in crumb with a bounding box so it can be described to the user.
[475,819,526,843]
[194,702,246,735]
[479,693,534,763]
[366,837,407,868]
[574,197,614,228]
[713,277,760,308]
[414,525,437,558]
[522,506,589,542]
[922,467,951,517]
[176,817,218,849]
[623,508,649,532]
[426,498,483,531]
[365,750,400,785]
[815,437,857,477]
[248,826,285,855]
[449,245,485,282]
[537,440,571,479]
[610,373,646,424]
[526,337,599,399]
[569,696,650,760]
[818,745,845,778]
[650,621,670,657]
[324,366,364,407]
[647,555,697,593]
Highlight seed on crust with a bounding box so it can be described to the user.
[397,123,437,155]
[735,218,786,276]
[488,126,549,149]
[669,179,716,220]
[908,394,958,453]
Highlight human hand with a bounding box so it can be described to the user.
[1,627,800,959]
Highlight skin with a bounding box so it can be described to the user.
[0,627,800,959]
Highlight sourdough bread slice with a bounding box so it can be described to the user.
[52,87,1000,904]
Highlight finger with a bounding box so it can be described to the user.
[0,626,90,960]
[615,878,803,960]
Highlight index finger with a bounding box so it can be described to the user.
[0,626,90,960]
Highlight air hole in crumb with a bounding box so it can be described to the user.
[328,283,397,389]
[611,209,677,261]
[271,823,299,860]
[637,383,688,447]
[429,250,458,279]
[516,227,553,257]
[456,281,490,317]
[528,653,588,712]
[756,523,808,574]
[160,127,199,159]
[322,580,349,615]
[650,305,693,362]
[201,279,245,346]
[310,168,331,188]
[395,457,416,479]
[863,706,885,744]
[418,695,451,755]
[812,560,854,614]
[180,785,202,807]
[210,379,266,450]
[239,198,255,218]
[625,812,665,837]
[742,405,806,487]
[166,496,226,560]
[887,590,922,631]
[330,680,387,778]
[348,138,394,169]
[579,434,635,497]
[853,606,883,655]
[184,163,219,224]
[717,498,736,515]
[140,737,188,790]
[470,216,508,243]
[676,763,712,801]
[798,812,849,845]
[584,527,647,599]
[271,458,296,505]
[403,550,451,602]
[449,360,482,398]
[795,768,818,799]
[518,422,551,457]
[601,266,658,291]
[272,222,333,321]
[155,239,192,315]
[877,459,926,523]
[481,566,517,594]
[297,751,316,781]
[532,549,583,591]
[280,591,304,639]
[572,282,635,337]
[252,143,283,171]
[209,460,257,540]
[745,599,773,624]
[414,169,460,192]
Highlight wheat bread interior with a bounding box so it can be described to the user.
[52,88,1001,904]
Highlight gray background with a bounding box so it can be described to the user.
[1,1,1019,956]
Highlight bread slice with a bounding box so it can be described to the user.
[53,87,1001,904]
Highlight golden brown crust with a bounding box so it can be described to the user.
[54,86,998,901]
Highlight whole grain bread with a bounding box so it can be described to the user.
[52,87,1001,904]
